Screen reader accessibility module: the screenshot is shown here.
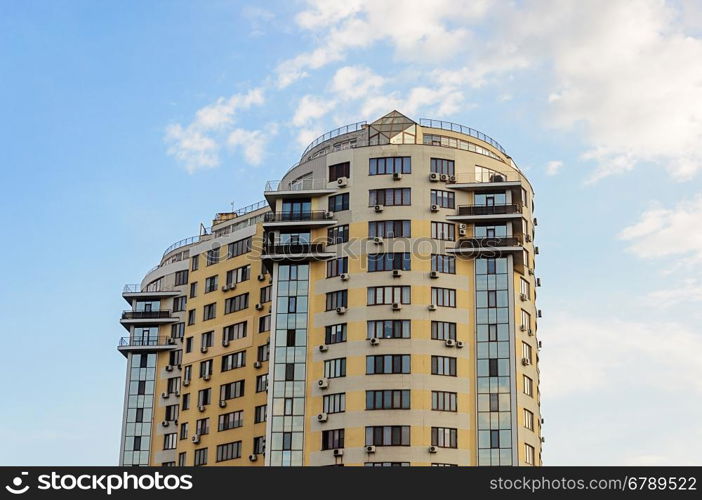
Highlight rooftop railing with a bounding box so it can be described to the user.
[419,118,506,154]
[265,177,334,192]
[300,121,367,159]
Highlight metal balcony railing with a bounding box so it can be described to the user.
[263,211,332,223]
[121,310,173,320]
[118,336,175,348]
[265,177,332,192]
[419,118,506,154]
[454,237,523,249]
[456,204,522,216]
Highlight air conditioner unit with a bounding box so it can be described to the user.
[528,329,534,337]
[533,217,538,226]
[374,204,384,213]
[161,420,169,427]
[537,310,543,318]
[428,446,438,454]
[183,379,190,387]
[429,173,439,182]
[445,339,456,348]
[526,234,532,242]
[392,302,402,311]
[456,340,465,349]
[429,271,439,279]
[430,204,439,212]
[337,177,348,187]
[203,374,211,381]
[222,339,230,347]
[535,246,540,255]
[536,278,542,287]
[520,293,528,301]
[392,269,402,277]
[340,273,350,281]
[165,365,173,372]
[365,445,376,453]
[249,454,258,462]
[333,449,344,457]
[254,361,262,369]
[528,268,535,276]
[520,324,527,332]
[336,306,347,315]
[373,237,384,245]
[458,228,467,236]
[448,175,456,183]
[521,358,531,366]
[255,303,264,311]
[175,391,180,397]
[393,172,402,180]
[219,400,227,408]
[162,392,169,399]
[198,405,205,413]
[541,418,545,424]
[167,337,176,345]
[440,174,448,182]
[221,285,229,292]
[200,346,208,354]
[318,344,329,352]
[541,437,545,443]
[317,413,328,423]
[369,337,380,346]
[257,274,266,281]
[459,223,467,230]
[428,304,437,311]
[317,378,329,389]
[192,434,200,444]
[325,211,334,219]
[538,341,542,349]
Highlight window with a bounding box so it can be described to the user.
[167,377,181,394]
[368,220,411,238]
[220,380,245,401]
[173,296,187,312]
[218,410,243,431]
[432,391,457,411]
[324,358,346,378]
[199,359,212,378]
[369,188,411,206]
[197,389,211,408]
[431,190,455,208]
[189,282,197,298]
[201,331,213,348]
[520,278,530,300]
[326,257,348,278]
[182,366,191,387]
[522,342,533,364]
[185,338,193,353]
[367,286,410,305]
[221,351,246,372]
[258,315,271,333]
[367,253,410,272]
[431,321,457,341]
[228,237,252,259]
[260,286,272,304]
[431,222,455,240]
[366,390,410,409]
[329,161,350,182]
[432,287,456,307]
[253,436,265,455]
[257,344,269,362]
[432,254,456,274]
[255,405,267,423]
[524,409,534,431]
[225,293,249,314]
[321,429,345,450]
[171,322,185,339]
[175,270,189,286]
[323,393,345,414]
[430,158,455,176]
[187,309,196,325]
[163,433,177,450]
[205,275,218,293]
[366,354,410,374]
[524,375,533,397]
[525,443,535,465]
[226,265,250,287]
[179,422,188,440]
[367,320,410,339]
[521,310,531,332]
[328,193,350,212]
[194,448,207,466]
[191,255,199,271]
[325,323,347,344]
[206,247,220,266]
[431,427,457,448]
[195,417,209,436]
[216,441,242,462]
[255,374,268,393]
[431,356,456,376]
[369,157,411,175]
[223,321,247,342]
[365,426,410,446]
[325,290,348,311]
[203,303,216,321]
[327,225,349,245]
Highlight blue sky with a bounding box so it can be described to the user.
[1,0,701,465]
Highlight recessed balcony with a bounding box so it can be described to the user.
[447,172,524,192]
[261,242,336,261]
[448,236,524,255]
[120,310,179,330]
[447,204,523,223]
[117,336,178,357]
[262,210,337,228]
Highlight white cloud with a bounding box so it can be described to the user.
[165,89,265,171]
[645,279,702,308]
[227,127,273,166]
[292,95,335,126]
[296,128,321,148]
[545,160,563,176]
[330,66,385,100]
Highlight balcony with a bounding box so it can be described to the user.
[264,177,337,204]
[122,284,181,303]
[120,310,179,330]
[446,172,524,192]
[262,210,337,228]
[448,236,524,256]
[117,335,177,357]
[261,242,336,261]
[447,204,523,223]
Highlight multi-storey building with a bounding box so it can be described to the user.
[117,110,543,467]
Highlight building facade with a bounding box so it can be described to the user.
[117,111,543,467]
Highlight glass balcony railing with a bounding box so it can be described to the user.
[263,211,334,223]
[121,310,174,320]
[118,336,175,348]
[456,204,522,216]
[453,236,523,249]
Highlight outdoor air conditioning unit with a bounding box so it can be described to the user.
[440,174,448,182]
[533,217,538,226]
[522,358,531,366]
[392,269,402,277]
[538,341,543,349]
[541,418,545,424]
[520,324,527,332]
[365,445,376,453]
[249,454,258,462]
[448,175,456,183]
[430,204,439,212]
[325,211,334,219]
[336,306,347,315]
[183,379,190,387]
[317,378,329,389]
[373,237,384,245]
[167,337,176,345]
[255,303,264,311]
[536,278,542,287]
[317,413,328,423]
[528,329,534,337]
[254,361,262,369]
[535,246,540,255]
[257,274,266,281]
[219,400,227,408]
[201,346,209,354]
[392,302,402,311]
[337,177,348,187]
[192,435,200,444]
[520,293,528,301]
[393,172,402,180]
[429,271,439,279]
[456,341,465,349]
[333,449,344,457]
[340,273,350,281]
[161,420,169,427]
[222,339,230,347]
[541,437,545,443]
[318,344,329,352]
[198,405,205,413]
[528,268,535,276]
[445,339,456,348]
[428,446,438,454]
[428,304,437,311]
[458,228,467,236]
[204,372,212,380]
[165,365,173,372]
[161,392,169,399]
[526,234,532,242]
[369,337,380,346]
[429,173,439,182]
[537,309,543,318]
[374,204,384,213]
